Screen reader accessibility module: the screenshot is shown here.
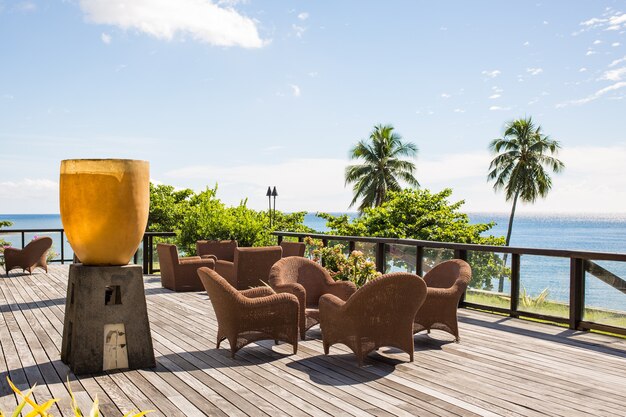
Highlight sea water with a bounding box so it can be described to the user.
[2,212,625,311]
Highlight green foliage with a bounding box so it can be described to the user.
[319,188,508,289]
[175,187,314,255]
[345,124,419,212]
[148,183,195,232]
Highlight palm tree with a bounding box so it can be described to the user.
[345,124,419,212]
[488,117,564,291]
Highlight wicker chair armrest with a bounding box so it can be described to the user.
[175,259,215,276]
[273,282,306,299]
[427,287,460,299]
[179,256,202,263]
[3,247,20,254]
[319,293,345,312]
[243,292,299,309]
[240,286,275,298]
[325,281,357,301]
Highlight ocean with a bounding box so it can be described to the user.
[1,212,625,312]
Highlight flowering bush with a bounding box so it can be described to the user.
[304,237,380,287]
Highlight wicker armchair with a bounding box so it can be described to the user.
[4,236,53,276]
[280,241,306,257]
[228,246,283,290]
[319,272,427,366]
[196,240,237,281]
[157,244,215,292]
[269,257,356,339]
[413,259,472,341]
[197,267,299,358]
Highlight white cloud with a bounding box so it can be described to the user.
[593,39,602,45]
[489,106,510,111]
[101,32,111,44]
[527,67,543,76]
[492,86,503,93]
[292,24,306,38]
[482,69,501,78]
[610,56,626,67]
[440,93,451,99]
[297,12,309,21]
[2,94,14,99]
[557,81,626,107]
[613,42,621,47]
[308,71,318,77]
[488,94,501,99]
[78,0,264,48]
[0,179,59,213]
[453,108,465,113]
[586,50,597,56]
[290,84,301,97]
[579,67,588,72]
[523,41,530,46]
[15,1,36,12]
[602,67,626,81]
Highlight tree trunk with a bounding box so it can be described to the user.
[498,192,519,292]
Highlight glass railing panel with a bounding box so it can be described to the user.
[518,255,569,318]
[422,247,454,273]
[583,260,626,328]
[151,235,177,272]
[385,244,417,274]
[465,250,511,309]
[355,242,376,262]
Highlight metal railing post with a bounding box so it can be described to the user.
[569,258,585,330]
[60,230,65,264]
[142,235,149,274]
[375,242,385,273]
[510,253,521,317]
[416,246,423,276]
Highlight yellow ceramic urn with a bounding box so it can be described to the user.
[60,159,150,266]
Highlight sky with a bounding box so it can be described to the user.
[1,0,625,214]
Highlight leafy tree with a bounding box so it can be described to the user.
[488,117,564,291]
[0,220,12,265]
[319,189,506,289]
[345,124,419,212]
[148,183,194,232]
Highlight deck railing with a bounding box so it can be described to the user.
[3,227,625,336]
[274,231,626,337]
[0,228,176,274]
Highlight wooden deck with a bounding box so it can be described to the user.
[1,265,625,417]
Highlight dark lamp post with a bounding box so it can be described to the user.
[266,186,277,227]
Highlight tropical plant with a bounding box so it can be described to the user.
[148,183,195,232]
[319,188,508,290]
[520,286,550,308]
[488,117,564,291]
[345,124,419,212]
[308,240,381,287]
[2,377,152,417]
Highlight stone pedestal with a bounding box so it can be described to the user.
[61,264,155,375]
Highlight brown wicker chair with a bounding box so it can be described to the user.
[413,259,472,342]
[269,257,356,339]
[280,241,306,257]
[197,267,299,358]
[196,240,237,261]
[157,243,215,292]
[4,236,53,276]
[319,272,427,366]
[225,246,282,290]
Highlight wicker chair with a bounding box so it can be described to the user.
[196,240,237,261]
[197,267,299,358]
[413,259,472,341]
[225,246,282,290]
[280,241,306,257]
[4,236,53,276]
[319,272,427,366]
[269,257,357,339]
[157,244,215,292]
